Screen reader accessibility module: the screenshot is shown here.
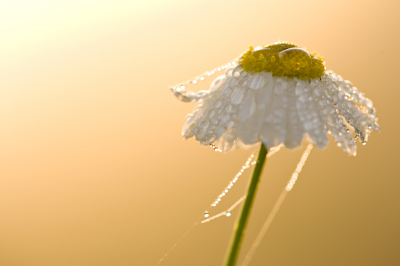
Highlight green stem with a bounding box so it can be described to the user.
[223,143,268,266]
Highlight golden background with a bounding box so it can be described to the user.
[0,0,399,265]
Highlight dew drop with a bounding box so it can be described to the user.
[204,211,210,218]
[226,212,232,217]
[362,141,367,145]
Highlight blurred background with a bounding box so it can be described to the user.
[0,0,399,265]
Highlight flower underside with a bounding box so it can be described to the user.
[240,43,325,80]
[170,42,380,155]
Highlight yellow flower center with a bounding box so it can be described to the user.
[240,43,325,80]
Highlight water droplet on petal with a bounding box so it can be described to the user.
[231,88,246,105]
[247,74,266,90]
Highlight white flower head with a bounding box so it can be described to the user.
[171,43,380,155]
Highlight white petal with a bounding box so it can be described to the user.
[284,79,305,149]
[247,74,266,90]
[210,75,226,92]
[215,125,226,138]
[239,90,256,122]
[231,87,246,105]
[296,80,328,149]
[255,73,273,110]
[314,77,356,155]
[261,77,288,148]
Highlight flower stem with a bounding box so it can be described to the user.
[223,143,268,266]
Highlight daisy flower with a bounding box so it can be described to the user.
[171,42,380,155]
[170,42,380,266]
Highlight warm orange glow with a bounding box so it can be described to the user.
[0,0,399,266]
